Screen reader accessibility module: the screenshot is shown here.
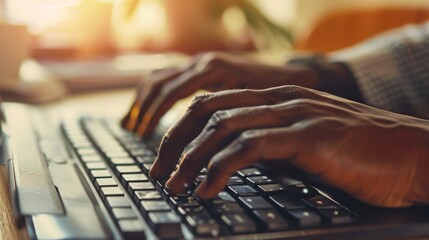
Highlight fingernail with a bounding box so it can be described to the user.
[149,160,160,178]
[166,169,190,192]
[165,171,179,190]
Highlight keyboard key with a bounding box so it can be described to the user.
[270,194,305,210]
[121,174,148,185]
[118,219,145,239]
[86,162,107,170]
[121,140,142,148]
[136,156,155,164]
[128,182,156,192]
[177,206,206,217]
[106,196,131,208]
[210,191,235,205]
[111,157,135,165]
[77,148,98,156]
[148,212,182,239]
[91,170,112,179]
[112,208,137,220]
[156,180,167,192]
[228,185,258,197]
[162,188,170,198]
[304,195,339,209]
[81,155,103,162]
[101,187,124,197]
[246,176,274,186]
[212,203,245,215]
[191,175,206,189]
[257,184,285,194]
[239,196,273,210]
[106,150,129,158]
[185,212,221,237]
[140,201,171,215]
[288,209,321,228]
[170,196,200,208]
[116,165,142,174]
[95,178,117,189]
[286,183,318,199]
[71,141,93,149]
[134,191,162,201]
[100,146,123,153]
[220,213,256,234]
[318,209,354,225]
[253,209,290,231]
[130,149,154,158]
[196,174,207,182]
[227,176,244,185]
[123,143,144,151]
[200,168,208,174]
[237,168,262,177]
[142,163,153,174]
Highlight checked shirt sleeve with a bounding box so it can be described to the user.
[331,22,429,119]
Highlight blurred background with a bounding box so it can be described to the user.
[5,0,429,56]
[1,0,429,102]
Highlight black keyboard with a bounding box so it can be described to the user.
[61,117,356,239]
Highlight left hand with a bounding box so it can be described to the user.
[149,85,429,207]
[121,52,320,137]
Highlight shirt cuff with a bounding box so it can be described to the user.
[330,45,410,115]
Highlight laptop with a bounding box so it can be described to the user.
[2,101,429,240]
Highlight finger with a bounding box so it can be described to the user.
[164,99,333,194]
[150,85,352,180]
[125,68,185,131]
[194,126,310,199]
[135,65,232,137]
[121,78,146,128]
[122,68,182,128]
[135,52,259,137]
[149,87,305,180]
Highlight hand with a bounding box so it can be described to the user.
[150,85,429,207]
[121,52,320,137]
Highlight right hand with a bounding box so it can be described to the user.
[151,85,429,207]
[121,52,320,137]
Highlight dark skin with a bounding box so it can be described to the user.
[122,52,429,207]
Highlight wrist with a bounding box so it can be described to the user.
[287,54,363,102]
[409,123,429,205]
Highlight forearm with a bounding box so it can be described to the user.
[331,22,429,119]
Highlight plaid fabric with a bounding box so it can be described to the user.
[331,22,429,119]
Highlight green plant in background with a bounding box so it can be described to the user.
[121,0,293,52]
[238,0,293,51]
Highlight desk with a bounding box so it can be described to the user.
[0,89,134,240]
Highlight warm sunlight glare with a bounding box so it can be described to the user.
[6,0,80,33]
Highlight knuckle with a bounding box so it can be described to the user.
[271,85,313,99]
[286,85,311,94]
[188,93,213,111]
[287,98,316,109]
[160,133,171,146]
[207,110,233,131]
[236,130,263,149]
